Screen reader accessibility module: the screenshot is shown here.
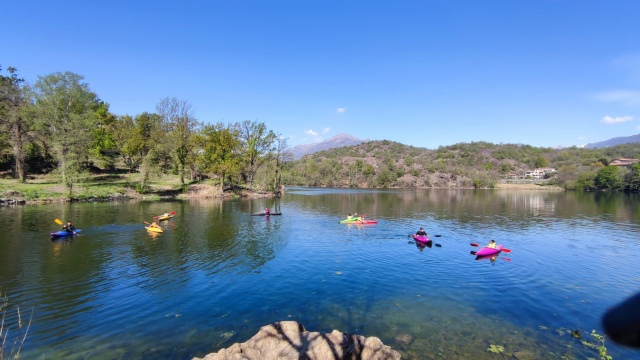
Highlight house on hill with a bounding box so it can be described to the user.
[609,158,639,167]
[524,167,556,179]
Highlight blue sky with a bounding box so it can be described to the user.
[2,1,640,149]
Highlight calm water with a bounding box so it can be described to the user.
[1,188,639,359]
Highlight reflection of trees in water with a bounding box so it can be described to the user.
[285,189,640,225]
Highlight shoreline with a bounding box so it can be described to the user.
[1,182,564,206]
[494,182,564,190]
[0,183,281,206]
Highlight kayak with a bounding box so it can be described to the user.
[340,218,378,224]
[475,254,499,261]
[411,234,431,243]
[357,219,378,224]
[339,217,362,223]
[475,245,502,257]
[250,212,282,216]
[50,229,81,238]
[157,214,174,221]
[145,226,164,233]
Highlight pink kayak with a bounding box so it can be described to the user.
[411,234,431,244]
[475,245,502,256]
[358,219,378,224]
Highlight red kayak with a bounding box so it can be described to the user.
[475,245,502,257]
[358,219,378,224]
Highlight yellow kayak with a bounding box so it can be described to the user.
[145,226,164,233]
[157,213,175,221]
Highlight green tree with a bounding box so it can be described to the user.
[534,155,548,168]
[0,66,31,182]
[594,165,622,191]
[31,72,100,196]
[236,120,276,189]
[90,101,118,169]
[197,122,242,188]
[112,115,136,170]
[156,97,200,186]
[625,163,640,192]
[119,112,167,189]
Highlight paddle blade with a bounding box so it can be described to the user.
[435,243,442,247]
[435,234,442,237]
[55,219,63,225]
[501,248,512,253]
[470,251,477,255]
[171,211,176,215]
[470,243,480,247]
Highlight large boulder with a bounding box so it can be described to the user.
[193,321,401,360]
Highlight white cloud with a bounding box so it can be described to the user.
[304,129,318,136]
[337,107,346,113]
[594,90,640,106]
[601,115,634,124]
[322,127,331,134]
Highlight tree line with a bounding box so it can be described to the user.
[3,66,640,195]
[0,66,288,196]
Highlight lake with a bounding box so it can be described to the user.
[1,188,639,359]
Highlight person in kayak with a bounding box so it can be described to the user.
[265,207,270,215]
[487,240,497,248]
[416,228,428,236]
[63,221,76,233]
[347,213,358,220]
[148,221,161,229]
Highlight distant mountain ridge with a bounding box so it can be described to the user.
[290,134,365,159]
[585,134,640,148]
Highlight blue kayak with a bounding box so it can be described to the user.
[50,229,81,238]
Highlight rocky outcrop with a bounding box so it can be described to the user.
[193,321,400,360]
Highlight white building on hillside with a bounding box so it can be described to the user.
[524,167,556,179]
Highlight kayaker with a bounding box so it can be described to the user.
[149,221,161,229]
[265,207,270,215]
[347,213,357,220]
[487,240,497,248]
[63,221,76,233]
[416,228,428,236]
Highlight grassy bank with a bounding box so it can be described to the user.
[1,171,186,203]
[0,171,279,204]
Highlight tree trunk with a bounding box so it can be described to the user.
[12,119,26,183]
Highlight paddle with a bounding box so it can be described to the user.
[470,243,511,253]
[55,218,63,225]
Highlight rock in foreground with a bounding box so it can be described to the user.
[193,321,401,360]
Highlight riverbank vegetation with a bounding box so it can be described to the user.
[2,66,640,203]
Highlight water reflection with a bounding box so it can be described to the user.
[0,190,639,359]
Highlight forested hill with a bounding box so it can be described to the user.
[280,140,640,189]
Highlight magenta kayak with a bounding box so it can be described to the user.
[411,234,431,243]
[475,245,502,256]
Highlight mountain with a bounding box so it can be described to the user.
[585,134,640,148]
[290,134,365,159]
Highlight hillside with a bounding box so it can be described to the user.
[280,140,640,189]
